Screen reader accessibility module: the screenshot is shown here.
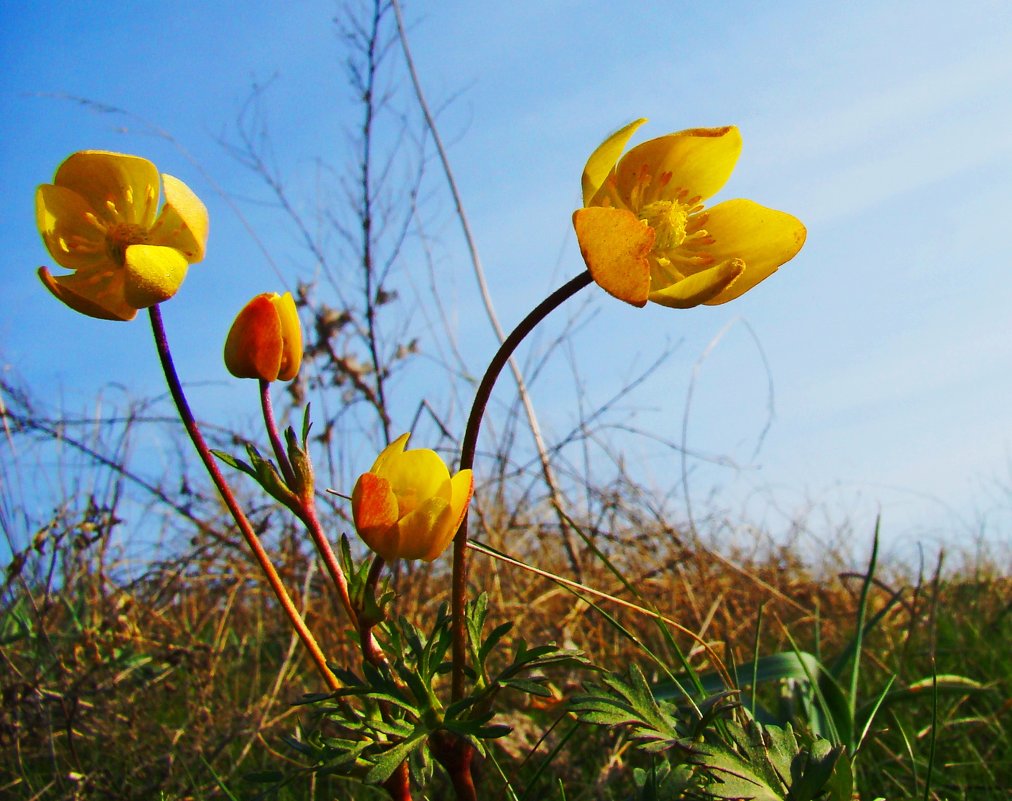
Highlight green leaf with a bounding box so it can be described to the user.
[301,402,312,445]
[478,621,513,666]
[443,719,512,740]
[241,443,299,507]
[789,736,847,801]
[690,740,785,801]
[211,449,255,478]
[503,678,553,698]
[363,730,428,784]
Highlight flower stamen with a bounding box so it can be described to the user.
[105,223,150,265]
[638,200,688,251]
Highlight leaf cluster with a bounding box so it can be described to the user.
[263,593,589,788]
[572,663,851,800]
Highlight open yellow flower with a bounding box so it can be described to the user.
[36,151,209,321]
[224,292,303,382]
[573,119,806,308]
[352,433,473,562]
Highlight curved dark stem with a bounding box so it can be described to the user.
[451,271,592,701]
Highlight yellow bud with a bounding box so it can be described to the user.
[351,433,473,562]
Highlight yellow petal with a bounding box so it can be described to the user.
[149,174,209,263]
[421,469,473,561]
[122,244,189,309]
[352,472,402,561]
[448,469,474,533]
[648,259,745,309]
[615,126,742,205]
[52,151,160,227]
[696,199,807,305]
[581,118,647,206]
[379,448,451,518]
[35,184,108,271]
[37,266,136,321]
[370,432,411,476]
[396,494,454,561]
[224,293,284,380]
[573,206,654,307]
[271,292,303,382]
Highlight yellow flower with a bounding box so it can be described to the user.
[224,292,303,382]
[573,119,806,308]
[352,433,474,562]
[36,150,209,321]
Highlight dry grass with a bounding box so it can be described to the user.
[2,486,1007,799]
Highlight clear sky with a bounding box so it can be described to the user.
[3,1,1011,566]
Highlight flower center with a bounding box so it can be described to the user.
[105,223,149,265]
[638,200,688,251]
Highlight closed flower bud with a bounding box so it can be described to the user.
[352,433,473,562]
[224,292,302,381]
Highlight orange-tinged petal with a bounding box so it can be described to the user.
[397,495,454,561]
[35,184,108,271]
[615,127,741,205]
[352,472,401,561]
[648,259,745,309]
[581,118,647,206]
[224,294,284,380]
[52,151,159,227]
[573,206,654,307]
[37,266,136,321]
[122,244,189,308]
[696,199,807,305]
[149,174,209,263]
[271,292,303,381]
[352,472,400,530]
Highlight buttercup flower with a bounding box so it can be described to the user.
[352,433,473,562]
[36,151,209,321]
[573,119,805,308]
[224,292,303,382]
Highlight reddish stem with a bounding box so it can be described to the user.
[148,306,339,691]
[259,378,297,488]
[257,379,360,632]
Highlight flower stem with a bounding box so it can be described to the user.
[259,378,297,488]
[293,500,360,632]
[451,271,592,701]
[256,379,360,634]
[148,305,340,692]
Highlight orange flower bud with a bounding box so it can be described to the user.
[352,433,473,562]
[224,292,303,381]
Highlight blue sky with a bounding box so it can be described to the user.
[3,1,1011,565]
